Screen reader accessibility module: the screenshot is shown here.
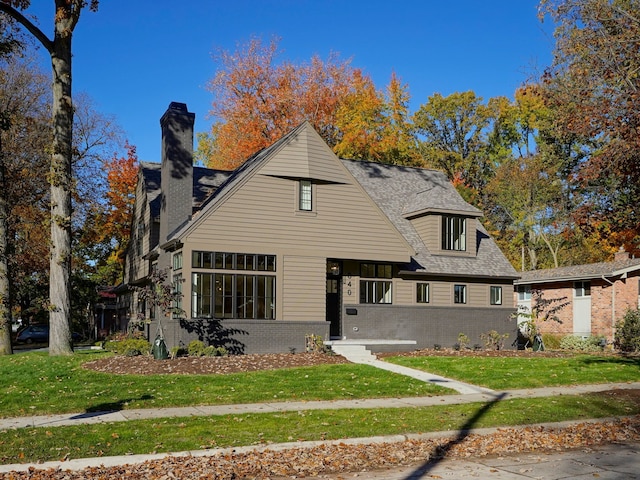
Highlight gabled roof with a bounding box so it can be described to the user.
[342,160,518,279]
[139,162,232,219]
[515,257,640,285]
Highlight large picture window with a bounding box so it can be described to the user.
[360,263,392,304]
[442,216,466,251]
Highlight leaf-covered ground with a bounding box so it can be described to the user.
[1,414,639,479]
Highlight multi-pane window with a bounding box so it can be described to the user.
[360,263,392,304]
[517,285,532,301]
[173,251,183,270]
[299,180,312,211]
[173,273,183,317]
[490,286,502,305]
[454,284,467,304]
[417,283,430,303]
[191,250,276,320]
[442,216,466,251]
[574,281,591,297]
[193,251,276,271]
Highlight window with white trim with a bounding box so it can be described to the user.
[517,285,532,301]
[574,281,591,297]
[299,180,312,211]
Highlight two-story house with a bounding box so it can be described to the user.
[121,102,519,354]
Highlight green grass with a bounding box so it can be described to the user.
[2,392,637,464]
[0,351,449,418]
[384,354,640,390]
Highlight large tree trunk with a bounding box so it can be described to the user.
[0,132,12,355]
[48,23,74,356]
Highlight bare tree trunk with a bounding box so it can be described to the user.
[48,25,74,356]
[0,130,12,355]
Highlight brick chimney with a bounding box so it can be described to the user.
[614,246,631,262]
[159,102,195,243]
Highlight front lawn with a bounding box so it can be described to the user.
[384,353,640,390]
[0,351,449,418]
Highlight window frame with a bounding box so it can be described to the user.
[359,263,393,304]
[416,282,430,304]
[517,285,532,301]
[442,215,467,252]
[454,284,467,304]
[490,286,502,305]
[574,281,591,297]
[299,179,312,211]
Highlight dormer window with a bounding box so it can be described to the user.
[299,180,312,211]
[442,216,466,251]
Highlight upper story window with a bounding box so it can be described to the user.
[360,263,392,304]
[299,180,312,211]
[574,281,591,297]
[442,216,466,251]
[192,251,275,272]
[490,286,503,305]
[173,251,183,270]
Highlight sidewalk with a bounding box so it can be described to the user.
[2,382,639,431]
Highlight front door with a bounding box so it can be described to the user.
[326,260,342,338]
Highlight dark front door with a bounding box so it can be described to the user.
[326,260,342,338]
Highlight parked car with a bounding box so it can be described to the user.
[15,325,83,344]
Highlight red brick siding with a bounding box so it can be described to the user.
[518,274,640,342]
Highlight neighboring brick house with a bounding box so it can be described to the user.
[120,102,519,354]
[514,249,640,341]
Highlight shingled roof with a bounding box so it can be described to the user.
[342,160,518,279]
[139,162,232,219]
[515,256,640,285]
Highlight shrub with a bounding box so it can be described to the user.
[457,333,470,350]
[559,335,604,352]
[104,338,151,356]
[170,346,187,359]
[187,340,227,357]
[480,330,509,350]
[615,309,640,352]
[541,333,562,350]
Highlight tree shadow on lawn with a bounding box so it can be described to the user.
[400,392,507,480]
[576,354,640,369]
[72,394,155,418]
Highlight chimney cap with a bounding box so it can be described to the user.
[168,101,188,112]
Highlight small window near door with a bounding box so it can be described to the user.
[575,281,591,297]
[299,180,312,211]
[417,283,430,303]
[517,285,532,301]
[490,286,502,305]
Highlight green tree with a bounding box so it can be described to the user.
[413,91,493,193]
[0,0,99,355]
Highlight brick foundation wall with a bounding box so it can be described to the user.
[342,304,517,351]
[147,318,330,355]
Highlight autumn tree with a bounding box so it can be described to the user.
[539,0,640,256]
[0,0,99,355]
[204,37,357,169]
[83,142,138,286]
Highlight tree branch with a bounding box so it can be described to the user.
[0,3,53,52]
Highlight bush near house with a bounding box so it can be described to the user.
[615,309,640,353]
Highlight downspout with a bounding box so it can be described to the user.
[601,275,615,339]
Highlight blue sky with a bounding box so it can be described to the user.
[26,1,555,163]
